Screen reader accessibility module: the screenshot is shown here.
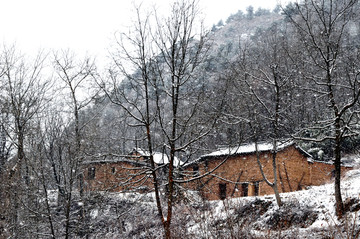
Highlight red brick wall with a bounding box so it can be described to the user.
[83,161,154,192]
[82,146,352,200]
[184,145,351,200]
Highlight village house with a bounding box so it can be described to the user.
[83,154,151,192]
[183,141,352,200]
[83,142,352,201]
[83,149,181,192]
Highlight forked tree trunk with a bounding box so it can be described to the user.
[255,141,282,207]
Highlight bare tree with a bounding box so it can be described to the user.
[103,4,166,235]
[0,46,51,237]
[52,50,98,238]
[225,22,298,207]
[153,1,212,237]
[100,0,216,237]
[24,116,57,238]
[0,106,12,179]
[284,0,360,217]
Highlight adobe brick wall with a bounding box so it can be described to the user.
[184,145,351,200]
[83,145,352,200]
[83,161,154,192]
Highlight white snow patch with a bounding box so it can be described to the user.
[47,190,58,206]
[134,148,183,166]
[90,209,99,219]
[203,140,294,157]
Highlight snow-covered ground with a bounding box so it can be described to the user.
[192,160,360,238]
[86,158,360,238]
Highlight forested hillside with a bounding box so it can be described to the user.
[1,0,360,238]
[82,1,360,162]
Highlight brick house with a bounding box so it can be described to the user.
[83,155,152,192]
[183,141,352,200]
[83,142,352,200]
[83,149,180,192]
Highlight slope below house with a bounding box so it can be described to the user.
[183,141,352,200]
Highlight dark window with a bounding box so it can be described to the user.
[88,167,96,180]
[111,167,116,174]
[204,161,209,171]
[241,183,248,197]
[330,170,335,179]
[219,183,227,200]
[193,164,199,176]
[254,182,259,196]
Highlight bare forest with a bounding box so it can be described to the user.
[1,0,360,238]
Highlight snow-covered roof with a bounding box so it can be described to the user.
[201,141,295,158]
[181,141,313,168]
[82,149,184,167]
[82,157,147,167]
[132,148,183,167]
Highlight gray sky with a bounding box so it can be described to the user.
[0,0,287,60]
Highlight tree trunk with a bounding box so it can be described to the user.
[334,119,344,217]
[271,150,282,207]
[255,141,282,207]
[164,147,175,239]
